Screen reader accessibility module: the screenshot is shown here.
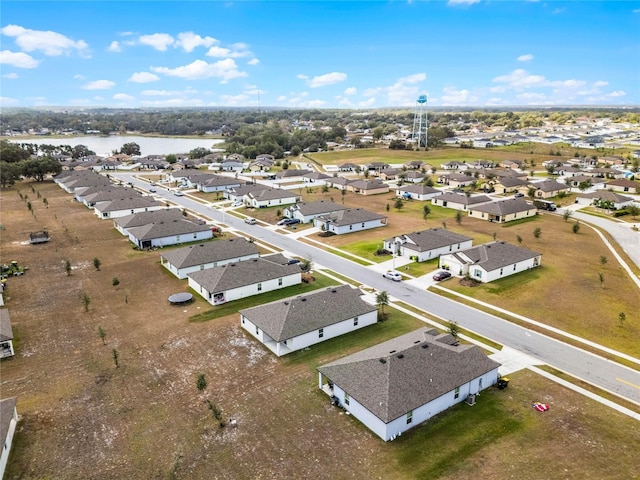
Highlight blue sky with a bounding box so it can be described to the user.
[1,1,639,109]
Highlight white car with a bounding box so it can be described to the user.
[244,217,257,225]
[382,271,402,282]
[232,201,243,207]
[173,191,184,197]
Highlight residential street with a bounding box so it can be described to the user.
[114,173,640,409]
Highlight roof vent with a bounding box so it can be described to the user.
[396,354,404,359]
[421,344,429,349]
[379,358,387,364]
[389,350,396,354]
[284,301,289,305]
[301,298,307,302]
[414,340,420,344]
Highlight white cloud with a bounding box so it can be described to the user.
[277,95,287,102]
[176,32,217,52]
[440,86,477,105]
[297,74,309,80]
[128,72,160,83]
[344,87,357,96]
[206,44,252,58]
[1,24,89,57]
[141,89,181,96]
[516,92,546,100]
[150,59,247,82]
[0,96,19,106]
[113,93,135,101]
[82,80,115,90]
[336,96,353,106]
[447,0,480,5]
[247,58,260,66]
[489,86,506,93]
[220,94,250,106]
[307,100,326,108]
[398,73,426,84]
[74,74,85,80]
[594,80,609,87]
[493,69,546,88]
[305,72,347,88]
[0,50,40,68]
[517,54,534,62]
[358,98,376,107]
[140,98,205,107]
[607,90,626,97]
[2,72,19,79]
[139,33,175,51]
[108,41,121,53]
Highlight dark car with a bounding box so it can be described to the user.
[514,192,525,198]
[277,218,300,226]
[432,271,452,281]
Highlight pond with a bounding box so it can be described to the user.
[8,135,225,157]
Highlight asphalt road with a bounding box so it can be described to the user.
[113,173,640,406]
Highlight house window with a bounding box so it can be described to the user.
[278,278,283,286]
[255,326,259,334]
[193,234,197,239]
[344,393,350,406]
[454,387,460,399]
[407,410,413,424]
[449,245,452,251]
[354,317,359,326]
[257,283,262,292]
[241,317,245,324]
[361,223,365,228]
[500,268,503,275]
[479,378,483,389]
[200,265,205,270]
[513,264,517,271]
[319,328,324,338]
[349,225,353,231]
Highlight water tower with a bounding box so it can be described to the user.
[412,94,428,150]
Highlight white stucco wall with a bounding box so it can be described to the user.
[241,309,377,356]
[161,253,260,279]
[0,404,18,478]
[129,229,213,248]
[189,272,301,305]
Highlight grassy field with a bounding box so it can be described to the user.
[2,179,639,480]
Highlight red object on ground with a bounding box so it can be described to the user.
[532,402,549,412]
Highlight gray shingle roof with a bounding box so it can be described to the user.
[435,192,492,206]
[0,397,17,445]
[291,200,349,216]
[470,198,535,215]
[577,190,634,203]
[398,184,441,195]
[276,169,312,178]
[114,209,185,229]
[318,328,500,423]
[316,208,386,226]
[388,228,472,252]
[187,255,300,292]
[0,309,13,342]
[160,238,259,268]
[126,218,212,240]
[94,197,164,213]
[530,180,569,192]
[349,179,388,191]
[497,177,529,188]
[239,284,376,341]
[455,241,540,271]
[249,189,298,201]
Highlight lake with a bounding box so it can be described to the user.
[8,135,225,157]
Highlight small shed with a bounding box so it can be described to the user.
[29,231,50,244]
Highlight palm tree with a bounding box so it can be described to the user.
[375,291,389,321]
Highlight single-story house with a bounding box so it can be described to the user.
[226,184,271,202]
[528,180,571,199]
[431,192,492,211]
[347,179,389,196]
[276,169,312,180]
[0,309,15,358]
[245,188,300,208]
[113,209,185,235]
[0,397,18,478]
[365,162,389,172]
[396,184,442,201]
[314,208,388,235]
[493,177,529,194]
[606,179,639,194]
[283,200,350,224]
[439,173,476,188]
[125,218,214,249]
[160,238,260,279]
[499,159,523,170]
[93,197,166,219]
[196,175,244,193]
[302,172,331,184]
[325,176,353,190]
[77,187,135,207]
[317,328,500,441]
[439,241,541,283]
[337,163,358,172]
[54,171,112,193]
[403,160,425,170]
[240,285,378,356]
[565,175,606,191]
[383,228,473,262]
[575,190,635,210]
[441,161,467,171]
[401,171,426,183]
[187,254,301,306]
[379,168,400,181]
[468,198,537,223]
